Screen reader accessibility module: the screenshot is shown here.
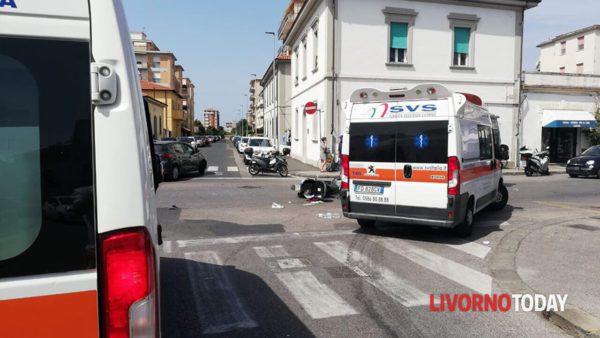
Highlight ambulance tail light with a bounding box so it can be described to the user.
[100,227,158,338]
[448,156,460,196]
[341,154,350,190]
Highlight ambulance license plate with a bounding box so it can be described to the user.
[354,185,384,195]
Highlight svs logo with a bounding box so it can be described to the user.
[369,103,437,118]
[0,0,17,8]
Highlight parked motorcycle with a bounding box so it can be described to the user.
[246,148,290,177]
[520,146,550,176]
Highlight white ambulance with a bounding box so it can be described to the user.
[0,1,161,337]
[340,84,509,237]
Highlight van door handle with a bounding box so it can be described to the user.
[404,165,413,179]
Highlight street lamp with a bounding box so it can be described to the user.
[265,31,277,59]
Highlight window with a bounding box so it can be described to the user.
[477,125,493,160]
[312,110,319,141]
[173,143,185,154]
[302,38,307,80]
[560,41,566,55]
[577,63,584,74]
[349,123,396,163]
[153,56,161,68]
[294,108,299,139]
[560,66,566,73]
[0,37,95,278]
[294,47,299,85]
[389,22,408,63]
[313,27,319,70]
[577,36,585,51]
[153,116,158,138]
[453,27,471,66]
[397,121,449,164]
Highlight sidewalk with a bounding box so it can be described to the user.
[502,164,566,176]
[287,157,340,179]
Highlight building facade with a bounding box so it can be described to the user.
[261,55,292,147]
[141,80,185,138]
[225,122,235,133]
[537,25,600,75]
[143,96,167,140]
[284,0,540,166]
[204,108,220,129]
[248,79,263,130]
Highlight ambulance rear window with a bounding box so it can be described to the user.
[349,122,395,163]
[0,37,95,279]
[396,121,448,164]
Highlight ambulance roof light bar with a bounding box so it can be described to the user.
[350,83,453,103]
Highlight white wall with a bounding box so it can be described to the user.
[539,29,599,74]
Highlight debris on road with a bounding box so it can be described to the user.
[272,202,284,209]
[169,205,179,210]
[318,212,341,220]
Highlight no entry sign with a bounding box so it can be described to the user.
[304,101,317,115]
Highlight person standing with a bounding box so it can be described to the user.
[319,137,328,172]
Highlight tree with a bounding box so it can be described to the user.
[194,120,205,135]
[218,126,225,137]
[583,110,600,145]
[236,119,253,136]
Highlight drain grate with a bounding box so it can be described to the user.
[568,224,600,232]
[323,266,362,279]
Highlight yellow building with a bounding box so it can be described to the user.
[142,80,185,138]
[143,95,167,140]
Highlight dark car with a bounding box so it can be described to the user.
[566,145,600,178]
[155,141,207,181]
[161,137,176,142]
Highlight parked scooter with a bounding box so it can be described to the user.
[519,146,550,176]
[246,147,290,177]
[326,154,341,172]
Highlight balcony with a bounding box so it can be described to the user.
[278,12,297,40]
[172,109,185,121]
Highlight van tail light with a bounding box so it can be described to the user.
[341,154,350,190]
[100,227,157,338]
[448,156,460,196]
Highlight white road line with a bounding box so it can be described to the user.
[445,240,491,259]
[253,245,290,258]
[177,229,355,248]
[372,238,492,294]
[184,251,257,334]
[227,166,239,172]
[276,271,358,319]
[315,241,429,307]
[277,258,308,270]
[162,241,172,254]
[207,166,219,172]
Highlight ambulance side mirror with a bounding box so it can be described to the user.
[499,145,510,161]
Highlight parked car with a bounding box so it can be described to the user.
[161,137,176,141]
[238,137,250,153]
[233,136,241,148]
[177,136,198,149]
[566,145,600,178]
[244,137,277,164]
[155,141,207,181]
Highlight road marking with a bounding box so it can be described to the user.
[184,251,257,334]
[371,237,492,294]
[276,271,358,319]
[253,245,290,258]
[445,240,491,259]
[162,241,172,254]
[315,241,429,307]
[177,229,355,248]
[228,166,239,172]
[277,258,308,270]
[207,166,219,172]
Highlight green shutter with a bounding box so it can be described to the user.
[390,22,408,49]
[454,27,470,54]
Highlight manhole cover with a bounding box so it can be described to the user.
[323,266,362,279]
[568,224,600,232]
[238,186,261,189]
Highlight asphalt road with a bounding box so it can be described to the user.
[156,144,600,337]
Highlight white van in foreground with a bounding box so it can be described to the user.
[340,84,509,236]
[1,1,161,337]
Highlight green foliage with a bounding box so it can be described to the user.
[583,110,600,146]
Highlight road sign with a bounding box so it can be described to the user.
[304,101,317,115]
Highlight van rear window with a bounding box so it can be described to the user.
[349,122,396,163]
[0,38,95,278]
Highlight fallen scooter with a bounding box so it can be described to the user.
[246,147,290,177]
[292,177,341,200]
[520,146,550,176]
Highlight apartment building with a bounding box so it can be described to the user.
[537,25,600,75]
[261,54,292,147]
[141,80,185,138]
[248,79,263,129]
[225,122,236,133]
[283,0,540,166]
[131,32,196,136]
[204,108,220,129]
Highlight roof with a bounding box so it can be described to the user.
[276,54,291,60]
[141,80,170,91]
[537,25,600,47]
[143,95,168,107]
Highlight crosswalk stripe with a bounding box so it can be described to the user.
[177,229,355,247]
[276,271,359,319]
[207,166,219,172]
[371,238,492,294]
[315,241,429,307]
[227,166,239,172]
[277,258,308,270]
[184,251,257,334]
[445,240,491,259]
[253,245,290,258]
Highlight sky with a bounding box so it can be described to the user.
[122,0,600,125]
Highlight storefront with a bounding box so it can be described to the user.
[541,110,597,162]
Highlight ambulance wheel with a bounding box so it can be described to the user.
[357,219,375,229]
[489,184,509,211]
[454,201,474,238]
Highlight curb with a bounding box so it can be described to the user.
[490,218,600,337]
[289,171,340,179]
[502,170,565,176]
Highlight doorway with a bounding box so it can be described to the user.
[542,128,577,163]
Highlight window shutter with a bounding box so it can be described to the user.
[390,22,408,49]
[454,27,470,54]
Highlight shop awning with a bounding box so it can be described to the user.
[542,110,597,128]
